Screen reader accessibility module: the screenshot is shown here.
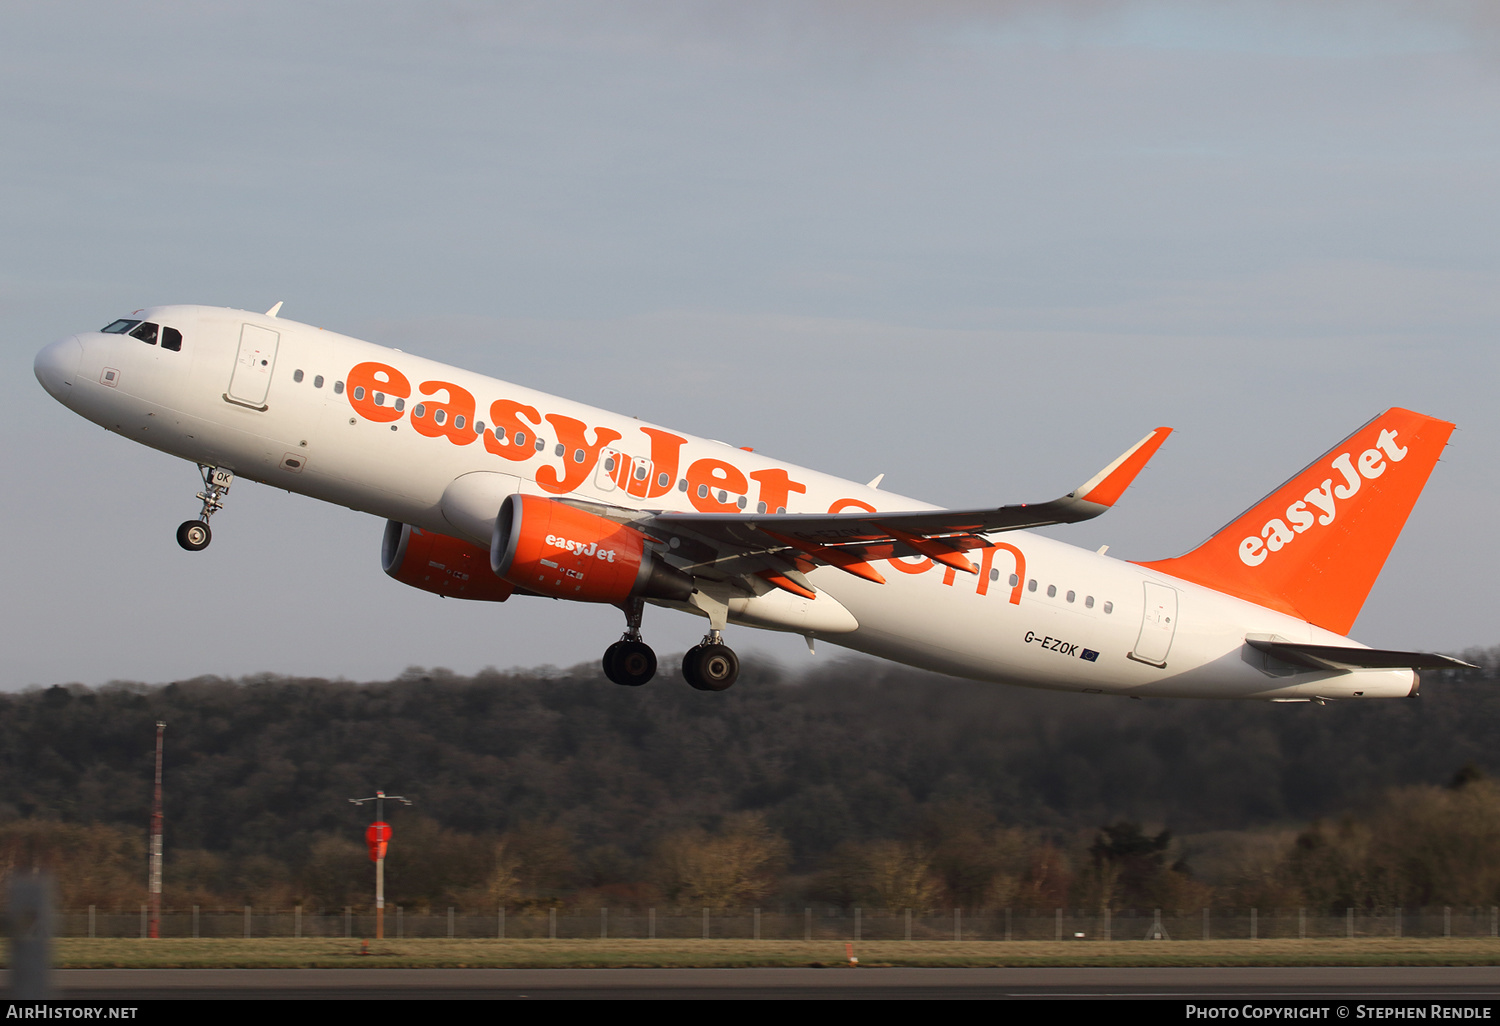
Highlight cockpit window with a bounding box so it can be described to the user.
[129,322,159,345]
[102,319,140,334]
[161,326,182,352]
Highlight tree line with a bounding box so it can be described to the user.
[1,645,1497,912]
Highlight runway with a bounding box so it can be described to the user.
[32,966,1500,1000]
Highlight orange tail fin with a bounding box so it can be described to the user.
[1136,408,1454,634]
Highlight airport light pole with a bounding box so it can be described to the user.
[348,791,411,940]
[148,721,164,939]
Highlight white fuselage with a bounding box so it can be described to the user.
[35,305,1414,700]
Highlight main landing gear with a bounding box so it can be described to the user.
[603,598,658,687]
[682,630,739,692]
[176,465,233,552]
[599,599,741,691]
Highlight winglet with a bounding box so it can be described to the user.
[1070,427,1173,508]
[265,301,283,317]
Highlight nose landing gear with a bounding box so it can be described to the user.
[176,465,233,552]
[603,598,658,687]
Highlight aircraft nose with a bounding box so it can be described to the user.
[34,335,82,402]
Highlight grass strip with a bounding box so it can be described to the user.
[44,938,1500,970]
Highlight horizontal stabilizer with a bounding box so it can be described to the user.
[1245,638,1475,672]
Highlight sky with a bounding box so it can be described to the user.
[3,1,1499,688]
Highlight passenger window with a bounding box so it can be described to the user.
[758,502,768,514]
[161,327,183,352]
[102,319,140,334]
[604,456,616,472]
[1066,590,1075,603]
[1046,585,1057,598]
[453,414,464,429]
[352,386,365,400]
[1028,579,1037,592]
[513,431,525,446]
[1085,596,1095,609]
[678,480,688,492]
[293,369,304,383]
[658,472,670,488]
[555,444,565,457]
[534,438,545,451]
[776,506,786,514]
[334,381,345,395]
[717,490,727,503]
[1009,574,1020,587]
[313,375,324,388]
[374,392,386,406]
[413,404,426,418]
[697,484,709,499]
[474,421,484,434]
[989,569,1000,581]
[433,409,445,424]
[572,448,584,463]
[738,496,748,509]
[130,322,159,345]
[1103,601,1113,614]
[395,398,406,412]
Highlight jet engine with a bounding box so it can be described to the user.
[491,494,693,604]
[382,521,515,601]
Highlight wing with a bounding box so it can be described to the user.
[595,426,1171,598]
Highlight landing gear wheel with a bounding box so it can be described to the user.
[616,640,656,686]
[176,520,211,551]
[603,640,656,687]
[602,642,624,684]
[682,643,739,691]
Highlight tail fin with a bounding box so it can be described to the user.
[1137,408,1454,634]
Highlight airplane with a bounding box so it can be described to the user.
[33,303,1472,698]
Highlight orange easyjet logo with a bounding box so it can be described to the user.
[1238,428,1409,568]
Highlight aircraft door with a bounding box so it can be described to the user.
[227,324,279,407]
[1129,581,1178,667]
[624,455,654,497]
[595,449,621,492]
[596,449,654,497]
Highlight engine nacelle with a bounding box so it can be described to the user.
[491,494,693,604]
[382,521,515,601]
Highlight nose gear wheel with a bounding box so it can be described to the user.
[176,520,211,551]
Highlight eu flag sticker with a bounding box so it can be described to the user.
[1080,649,1099,662]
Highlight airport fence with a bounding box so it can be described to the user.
[50,905,1500,941]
